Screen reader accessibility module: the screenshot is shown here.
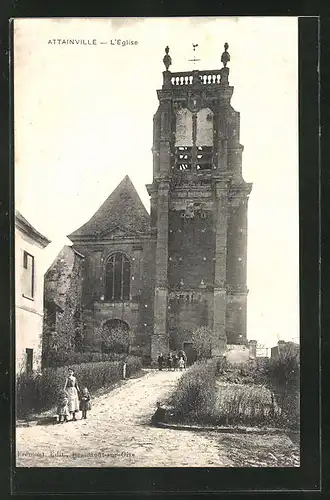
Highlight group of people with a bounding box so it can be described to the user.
[56,352,188,424]
[56,368,91,423]
[157,350,187,371]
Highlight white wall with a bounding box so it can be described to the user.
[15,228,46,373]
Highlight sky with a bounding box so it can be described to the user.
[14,17,299,347]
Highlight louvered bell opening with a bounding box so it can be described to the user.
[196,146,212,171]
[176,146,192,171]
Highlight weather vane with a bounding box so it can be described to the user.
[188,43,201,66]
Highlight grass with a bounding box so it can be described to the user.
[214,382,281,427]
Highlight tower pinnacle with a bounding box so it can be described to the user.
[221,42,230,67]
[163,46,172,71]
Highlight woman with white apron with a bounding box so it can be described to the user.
[64,368,81,421]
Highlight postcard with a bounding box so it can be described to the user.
[14,17,300,470]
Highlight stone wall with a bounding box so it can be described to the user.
[165,189,217,353]
[168,209,215,289]
[43,246,84,362]
[73,237,154,357]
[16,307,43,374]
[226,293,247,344]
[168,290,214,351]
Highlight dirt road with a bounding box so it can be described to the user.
[16,369,298,468]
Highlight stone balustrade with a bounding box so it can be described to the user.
[170,70,223,87]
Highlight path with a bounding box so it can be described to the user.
[16,370,232,467]
[16,369,299,468]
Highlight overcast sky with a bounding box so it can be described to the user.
[14,17,299,347]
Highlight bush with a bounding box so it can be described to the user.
[167,359,217,423]
[215,355,228,375]
[191,326,225,360]
[167,358,282,427]
[16,356,142,418]
[217,353,300,428]
[124,356,143,378]
[263,351,300,429]
[214,383,281,427]
[16,372,43,418]
[45,351,127,368]
[191,327,214,359]
[235,352,300,429]
[101,326,129,354]
[167,352,299,429]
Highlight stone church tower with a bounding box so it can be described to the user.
[47,44,252,364]
[147,44,252,359]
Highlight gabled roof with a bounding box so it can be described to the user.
[67,176,150,240]
[15,210,51,248]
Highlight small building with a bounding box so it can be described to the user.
[271,340,300,360]
[15,211,51,374]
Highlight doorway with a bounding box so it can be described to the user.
[26,348,33,373]
[182,342,197,366]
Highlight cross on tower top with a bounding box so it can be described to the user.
[188,43,201,66]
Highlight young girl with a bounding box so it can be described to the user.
[64,368,80,421]
[56,390,70,424]
[79,387,91,419]
[178,357,185,371]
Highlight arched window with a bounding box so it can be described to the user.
[105,253,130,302]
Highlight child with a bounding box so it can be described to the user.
[178,357,185,371]
[151,401,166,426]
[79,387,91,419]
[56,390,70,424]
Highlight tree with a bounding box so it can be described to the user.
[101,325,129,354]
[191,326,216,360]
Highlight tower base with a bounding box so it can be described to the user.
[151,334,169,360]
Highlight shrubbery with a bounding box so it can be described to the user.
[124,355,144,378]
[167,351,300,429]
[190,327,213,359]
[100,326,129,354]
[167,359,217,423]
[191,326,226,360]
[233,353,300,428]
[214,383,281,427]
[16,356,142,419]
[263,351,300,429]
[45,350,126,368]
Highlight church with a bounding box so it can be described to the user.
[44,44,252,364]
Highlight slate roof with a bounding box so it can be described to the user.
[15,210,51,247]
[67,176,150,240]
